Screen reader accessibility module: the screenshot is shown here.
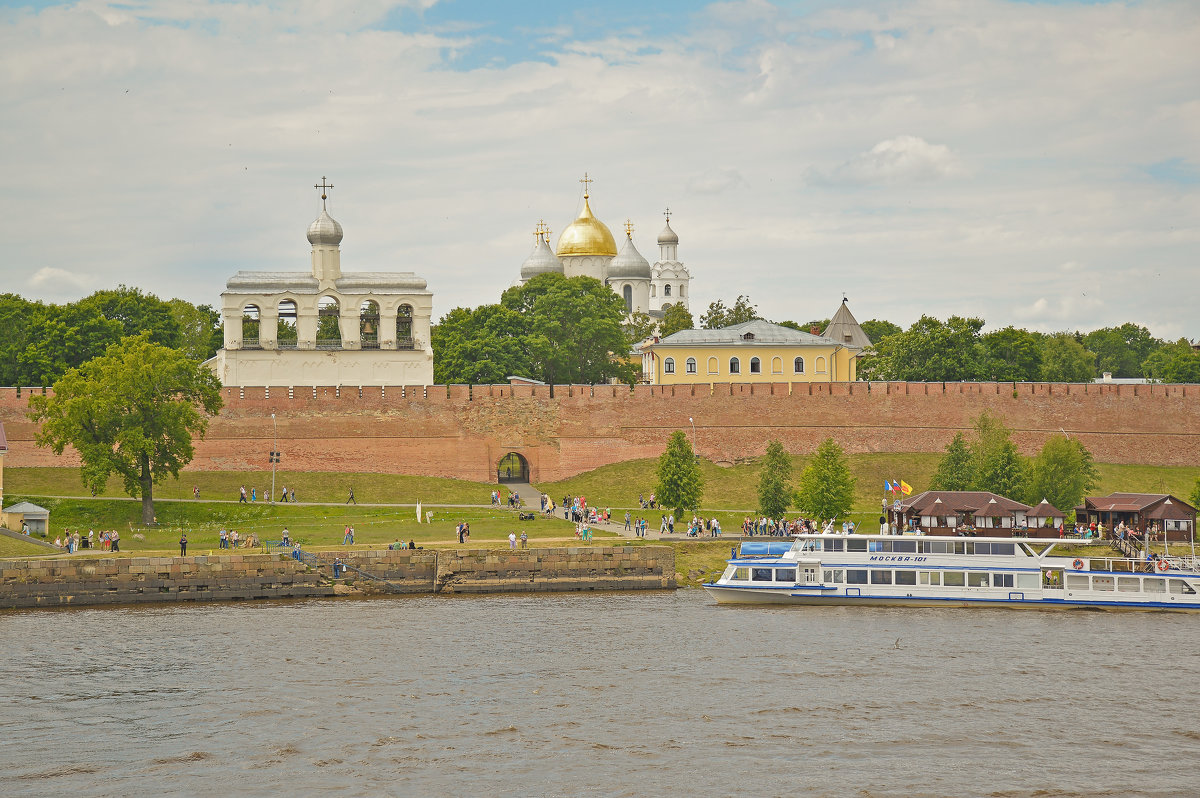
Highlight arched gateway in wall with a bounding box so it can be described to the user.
[497,453,530,483]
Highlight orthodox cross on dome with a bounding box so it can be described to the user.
[534,219,550,243]
[663,207,671,222]
[624,219,634,238]
[314,176,334,210]
[579,172,593,198]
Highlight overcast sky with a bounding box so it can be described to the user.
[2,0,1197,338]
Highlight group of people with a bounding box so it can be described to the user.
[54,529,121,552]
[685,516,723,537]
[507,531,529,549]
[237,485,297,503]
[638,492,657,509]
[217,528,248,548]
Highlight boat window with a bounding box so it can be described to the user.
[1117,577,1141,593]
[1017,573,1039,589]
[869,540,886,552]
[846,569,868,584]
[799,539,823,552]
[732,567,750,581]
[775,568,797,582]
[802,568,818,583]
[1065,574,1090,590]
[1169,579,1196,595]
[895,570,917,586]
[825,539,844,552]
[752,568,774,582]
[992,573,1014,588]
[893,540,916,553]
[823,569,843,583]
[952,542,966,555]
[967,572,989,587]
[992,543,1015,555]
[1143,578,1166,594]
[944,572,965,587]
[846,539,867,552]
[919,571,941,586]
[1042,570,1063,589]
[870,570,892,585]
[973,542,989,555]
[1092,576,1115,592]
[963,542,975,555]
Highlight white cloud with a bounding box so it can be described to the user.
[1,0,1198,340]
[809,136,965,186]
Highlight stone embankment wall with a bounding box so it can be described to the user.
[3,382,1197,482]
[0,546,675,609]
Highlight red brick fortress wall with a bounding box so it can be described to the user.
[2,382,1198,482]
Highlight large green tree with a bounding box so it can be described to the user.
[1142,339,1200,383]
[431,305,529,384]
[658,303,694,338]
[655,430,704,520]
[858,316,990,381]
[700,295,761,329]
[929,432,974,491]
[1040,333,1096,382]
[1083,323,1162,378]
[79,286,182,349]
[756,440,793,518]
[860,319,902,345]
[29,334,224,524]
[984,326,1044,381]
[167,298,223,362]
[1025,434,1098,521]
[794,438,856,522]
[968,411,1027,500]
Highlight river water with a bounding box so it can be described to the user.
[2,591,1198,797]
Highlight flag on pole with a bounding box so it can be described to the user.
[900,480,913,496]
[884,480,894,492]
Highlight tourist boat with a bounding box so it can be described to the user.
[703,534,1200,611]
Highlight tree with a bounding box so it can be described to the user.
[794,438,855,522]
[1026,434,1098,520]
[28,333,223,524]
[756,440,793,518]
[1040,333,1096,382]
[700,295,761,329]
[1142,339,1200,383]
[431,305,529,384]
[623,311,657,345]
[929,432,973,491]
[858,315,991,382]
[167,299,223,362]
[658,304,694,338]
[860,319,902,345]
[78,286,182,349]
[984,326,1043,381]
[1083,323,1162,378]
[504,274,635,385]
[1190,476,1200,513]
[655,430,703,520]
[968,411,1026,500]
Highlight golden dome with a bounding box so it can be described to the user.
[556,196,617,257]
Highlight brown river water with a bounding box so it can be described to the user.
[2,591,1198,797]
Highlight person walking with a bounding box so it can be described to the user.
[347,487,356,504]
[179,533,188,557]
[111,530,120,552]
[239,485,247,503]
[520,531,528,549]
[509,532,517,550]
[624,511,631,532]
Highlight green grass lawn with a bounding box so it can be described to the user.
[0,496,601,556]
[0,535,55,558]
[5,467,496,506]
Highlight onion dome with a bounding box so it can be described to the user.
[608,230,651,280]
[307,209,343,247]
[657,219,679,246]
[521,231,564,280]
[556,194,617,257]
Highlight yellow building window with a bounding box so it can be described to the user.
[708,357,718,374]
[772,357,782,374]
[816,356,826,373]
[794,357,804,374]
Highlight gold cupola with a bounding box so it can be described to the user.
[556,175,618,258]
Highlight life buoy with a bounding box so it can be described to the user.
[1072,558,1084,570]
[1157,559,1169,572]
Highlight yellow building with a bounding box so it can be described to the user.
[642,315,864,385]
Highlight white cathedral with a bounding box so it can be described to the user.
[519,176,692,318]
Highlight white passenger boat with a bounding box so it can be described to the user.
[703,534,1200,611]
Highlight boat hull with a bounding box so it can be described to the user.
[702,584,1200,612]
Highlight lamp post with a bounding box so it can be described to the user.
[689,417,698,461]
[270,413,278,504]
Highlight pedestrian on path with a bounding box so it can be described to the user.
[509,532,517,550]
[624,511,631,532]
[239,485,247,503]
[520,531,528,549]
[179,533,187,557]
[347,487,356,504]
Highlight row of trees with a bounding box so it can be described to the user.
[930,411,1099,516]
[860,317,1199,383]
[0,287,222,387]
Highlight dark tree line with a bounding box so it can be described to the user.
[0,287,222,386]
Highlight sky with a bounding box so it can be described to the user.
[1,0,1198,338]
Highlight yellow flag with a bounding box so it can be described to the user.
[900,480,913,495]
